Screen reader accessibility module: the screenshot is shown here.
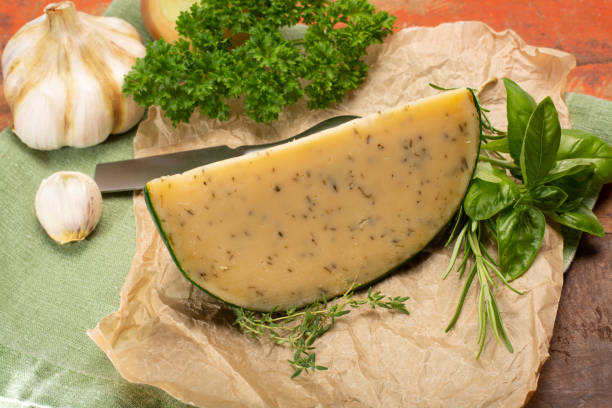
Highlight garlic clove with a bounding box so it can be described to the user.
[13,76,68,150]
[84,13,146,58]
[35,171,103,244]
[74,8,146,135]
[64,53,115,147]
[97,45,146,134]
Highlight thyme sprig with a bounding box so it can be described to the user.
[233,284,409,378]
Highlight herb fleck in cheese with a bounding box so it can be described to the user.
[146,89,480,311]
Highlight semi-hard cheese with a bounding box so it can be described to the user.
[145,88,480,311]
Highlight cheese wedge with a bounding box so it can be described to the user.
[145,88,480,311]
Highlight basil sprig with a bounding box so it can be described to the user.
[441,79,612,357]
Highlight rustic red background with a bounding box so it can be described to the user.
[1,1,610,407]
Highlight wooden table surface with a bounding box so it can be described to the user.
[1,1,610,407]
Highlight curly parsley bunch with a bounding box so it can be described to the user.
[123,0,396,124]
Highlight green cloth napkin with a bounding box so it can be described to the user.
[0,0,611,405]
[0,1,188,407]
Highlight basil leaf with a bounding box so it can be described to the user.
[547,204,605,237]
[504,78,536,163]
[520,97,561,188]
[560,180,601,271]
[557,198,583,212]
[464,167,520,220]
[542,159,594,183]
[530,185,567,210]
[497,206,546,281]
[474,162,503,183]
[557,129,612,184]
[482,138,510,153]
[548,164,594,201]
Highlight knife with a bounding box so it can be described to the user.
[94,115,359,193]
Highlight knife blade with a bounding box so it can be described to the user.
[94,115,359,193]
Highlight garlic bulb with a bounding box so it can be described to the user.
[1,2,146,150]
[35,171,102,244]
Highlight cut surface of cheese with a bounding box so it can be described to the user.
[145,88,480,311]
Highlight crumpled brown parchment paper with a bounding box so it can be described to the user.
[88,21,576,408]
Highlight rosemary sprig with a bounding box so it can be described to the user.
[232,284,409,378]
[444,219,522,357]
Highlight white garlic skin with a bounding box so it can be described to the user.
[35,171,103,244]
[1,2,146,150]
